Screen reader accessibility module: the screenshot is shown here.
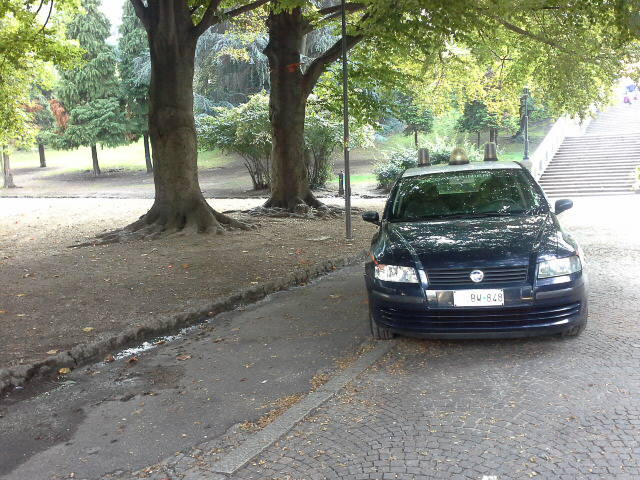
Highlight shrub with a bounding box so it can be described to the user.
[198,92,374,190]
[197,93,271,190]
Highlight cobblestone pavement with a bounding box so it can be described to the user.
[231,197,640,480]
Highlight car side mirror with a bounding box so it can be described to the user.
[362,211,380,225]
[555,199,573,215]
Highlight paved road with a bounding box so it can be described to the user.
[2,195,639,480]
[0,267,371,480]
[232,196,640,480]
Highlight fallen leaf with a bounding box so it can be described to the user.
[104,354,115,363]
[127,356,139,364]
[46,349,59,355]
[181,264,190,269]
[153,340,166,346]
[176,354,192,361]
[82,327,94,332]
[0,310,6,314]
[58,367,71,375]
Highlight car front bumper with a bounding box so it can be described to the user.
[366,272,588,339]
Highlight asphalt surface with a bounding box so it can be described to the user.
[0,266,371,479]
[2,195,639,480]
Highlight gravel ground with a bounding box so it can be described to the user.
[0,197,382,370]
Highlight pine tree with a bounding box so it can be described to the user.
[118,1,152,173]
[57,0,126,176]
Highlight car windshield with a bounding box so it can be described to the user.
[388,168,547,222]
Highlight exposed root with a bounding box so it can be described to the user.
[245,204,361,219]
[70,201,254,248]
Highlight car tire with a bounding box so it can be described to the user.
[370,312,394,340]
[561,303,588,338]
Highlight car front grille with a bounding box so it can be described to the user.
[378,302,581,332]
[426,265,529,286]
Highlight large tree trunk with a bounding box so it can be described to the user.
[143,133,153,173]
[38,143,46,168]
[2,146,16,188]
[91,145,101,176]
[263,8,321,211]
[103,3,246,241]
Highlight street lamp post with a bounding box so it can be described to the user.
[341,0,352,240]
[522,87,530,161]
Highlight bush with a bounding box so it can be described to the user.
[198,92,374,190]
[197,93,271,190]
[373,140,483,190]
[304,106,342,189]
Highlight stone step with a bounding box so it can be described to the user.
[539,178,632,185]
[545,191,635,198]
[542,185,633,193]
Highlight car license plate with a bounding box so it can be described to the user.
[453,289,504,307]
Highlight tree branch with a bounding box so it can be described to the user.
[130,0,150,30]
[221,0,271,21]
[486,14,569,52]
[192,0,224,37]
[302,33,363,95]
[317,2,366,16]
[192,0,270,37]
[304,3,367,33]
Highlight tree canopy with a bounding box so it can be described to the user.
[0,0,80,145]
[57,0,127,173]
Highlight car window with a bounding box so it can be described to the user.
[388,169,547,221]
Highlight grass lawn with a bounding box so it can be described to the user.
[11,140,232,174]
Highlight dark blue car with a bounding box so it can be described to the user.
[362,161,588,339]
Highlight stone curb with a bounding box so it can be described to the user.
[0,250,367,396]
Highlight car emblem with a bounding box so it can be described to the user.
[470,270,484,283]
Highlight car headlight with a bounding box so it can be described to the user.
[374,264,419,283]
[537,255,582,279]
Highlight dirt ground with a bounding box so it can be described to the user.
[0,197,383,370]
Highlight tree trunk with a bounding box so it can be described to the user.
[489,128,499,145]
[414,130,419,148]
[2,146,16,188]
[263,8,321,211]
[143,133,153,173]
[91,144,101,176]
[105,6,245,239]
[38,143,46,168]
[477,130,481,148]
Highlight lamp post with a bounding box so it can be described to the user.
[522,87,530,161]
[341,0,352,240]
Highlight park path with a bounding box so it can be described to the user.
[539,102,640,197]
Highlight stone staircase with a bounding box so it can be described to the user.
[539,104,640,197]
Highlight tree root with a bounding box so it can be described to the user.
[70,200,254,248]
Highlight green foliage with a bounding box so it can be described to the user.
[457,101,498,135]
[198,91,374,189]
[304,101,374,188]
[393,95,434,145]
[197,92,272,189]
[56,0,126,150]
[373,140,483,190]
[0,0,81,145]
[118,1,149,139]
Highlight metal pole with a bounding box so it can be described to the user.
[341,0,352,240]
[523,87,530,161]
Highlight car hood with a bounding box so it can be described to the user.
[383,214,560,269]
